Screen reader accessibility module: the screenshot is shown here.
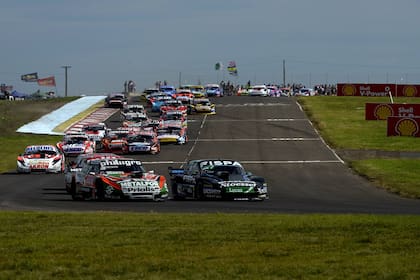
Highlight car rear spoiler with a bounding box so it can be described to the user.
[168,167,184,177]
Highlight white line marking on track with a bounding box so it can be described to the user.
[182,114,207,168]
[140,160,342,165]
[190,119,309,122]
[194,138,320,142]
[241,160,343,164]
[295,100,345,164]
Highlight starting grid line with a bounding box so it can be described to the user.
[141,160,343,165]
[187,118,309,123]
[194,138,320,142]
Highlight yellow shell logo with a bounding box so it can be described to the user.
[342,84,356,96]
[396,118,419,136]
[403,86,417,97]
[374,104,393,120]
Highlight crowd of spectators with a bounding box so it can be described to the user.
[219,80,337,96]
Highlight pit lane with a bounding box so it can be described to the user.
[2,96,420,214]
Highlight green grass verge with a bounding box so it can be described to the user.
[299,96,420,198]
[350,159,420,198]
[298,96,420,151]
[0,98,78,173]
[1,212,420,279]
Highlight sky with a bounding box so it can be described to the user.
[1,0,420,96]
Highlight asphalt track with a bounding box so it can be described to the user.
[2,96,420,214]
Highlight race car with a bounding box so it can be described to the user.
[81,122,108,145]
[57,133,95,156]
[159,99,188,116]
[65,152,120,193]
[121,112,149,126]
[17,145,65,173]
[105,92,127,108]
[188,85,206,98]
[126,129,160,154]
[159,85,176,96]
[71,158,168,201]
[157,125,187,145]
[121,105,145,119]
[101,128,132,153]
[205,84,223,97]
[188,98,216,115]
[159,111,187,127]
[147,94,173,112]
[173,90,194,105]
[168,159,268,200]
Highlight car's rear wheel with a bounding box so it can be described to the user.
[171,182,184,200]
[96,180,105,201]
[195,182,204,200]
[71,183,85,201]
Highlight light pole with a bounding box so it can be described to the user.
[61,65,71,97]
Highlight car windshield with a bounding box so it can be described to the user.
[65,137,87,144]
[83,125,104,131]
[24,146,56,155]
[128,135,153,142]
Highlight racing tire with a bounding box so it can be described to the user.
[171,182,184,200]
[195,181,204,200]
[96,180,105,201]
[71,183,85,201]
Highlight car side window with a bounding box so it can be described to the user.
[185,162,199,175]
[81,163,91,174]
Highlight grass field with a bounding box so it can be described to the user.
[1,212,420,279]
[1,96,420,279]
[299,96,420,198]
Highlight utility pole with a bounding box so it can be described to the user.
[61,65,71,97]
[282,59,286,87]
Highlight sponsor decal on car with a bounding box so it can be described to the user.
[120,179,160,193]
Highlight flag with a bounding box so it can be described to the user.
[21,72,38,82]
[227,61,238,76]
[37,76,56,87]
[215,62,221,71]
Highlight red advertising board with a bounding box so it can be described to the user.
[338,83,420,97]
[365,103,420,120]
[387,116,420,137]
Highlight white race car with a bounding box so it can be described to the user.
[57,133,95,156]
[17,145,65,173]
[248,85,270,96]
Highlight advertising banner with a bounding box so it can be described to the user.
[387,116,420,137]
[338,83,420,97]
[365,103,420,120]
[227,61,238,76]
[21,72,38,82]
[37,76,56,87]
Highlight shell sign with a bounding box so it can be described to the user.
[337,83,420,97]
[365,103,420,120]
[387,116,420,137]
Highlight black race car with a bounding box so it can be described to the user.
[168,159,268,201]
